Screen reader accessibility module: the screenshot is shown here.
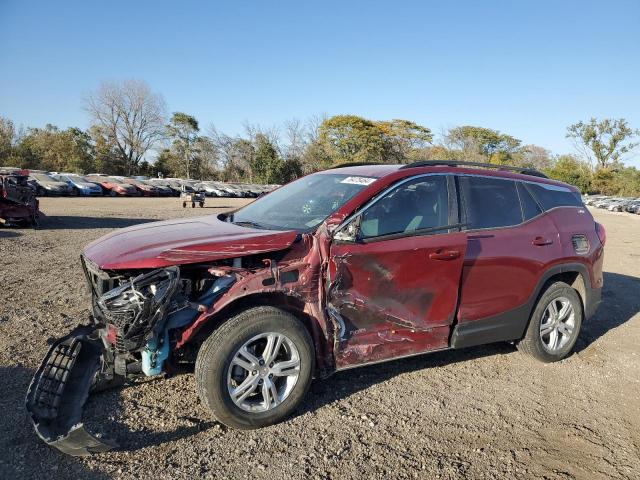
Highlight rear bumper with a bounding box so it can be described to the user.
[25,325,117,456]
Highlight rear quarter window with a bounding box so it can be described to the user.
[517,182,543,221]
[525,182,583,210]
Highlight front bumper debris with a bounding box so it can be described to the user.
[25,325,117,456]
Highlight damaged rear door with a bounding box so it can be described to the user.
[327,174,467,369]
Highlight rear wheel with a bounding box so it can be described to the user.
[195,306,314,429]
[518,282,582,362]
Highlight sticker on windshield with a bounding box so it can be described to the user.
[340,176,376,186]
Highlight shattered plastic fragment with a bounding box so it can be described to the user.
[25,325,117,456]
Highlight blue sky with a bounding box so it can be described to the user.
[1,0,639,165]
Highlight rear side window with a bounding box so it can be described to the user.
[517,182,543,221]
[525,182,583,210]
[459,176,522,229]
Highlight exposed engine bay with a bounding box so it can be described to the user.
[26,255,249,455]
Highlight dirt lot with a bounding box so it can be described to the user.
[0,197,638,479]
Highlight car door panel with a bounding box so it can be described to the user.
[328,232,467,369]
[457,213,561,323]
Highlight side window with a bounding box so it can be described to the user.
[525,182,583,210]
[517,182,543,221]
[360,175,449,239]
[459,176,522,229]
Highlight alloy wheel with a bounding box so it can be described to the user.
[539,296,575,353]
[226,332,301,412]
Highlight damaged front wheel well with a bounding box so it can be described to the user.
[189,292,329,371]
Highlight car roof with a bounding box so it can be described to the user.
[320,162,578,191]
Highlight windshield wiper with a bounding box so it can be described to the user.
[232,220,266,229]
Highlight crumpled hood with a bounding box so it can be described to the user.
[83,215,298,270]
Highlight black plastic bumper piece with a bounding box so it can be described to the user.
[25,325,117,456]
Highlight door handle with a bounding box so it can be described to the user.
[429,249,461,260]
[532,236,553,246]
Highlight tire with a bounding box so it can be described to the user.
[517,282,583,362]
[199,201,204,208]
[182,202,187,208]
[191,202,196,208]
[195,306,314,430]
[71,187,79,196]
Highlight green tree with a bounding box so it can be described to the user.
[544,155,592,193]
[377,119,433,161]
[89,125,122,174]
[446,126,521,162]
[590,168,617,195]
[566,118,639,169]
[317,115,432,165]
[10,125,94,173]
[252,133,284,184]
[166,112,200,179]
[318,115,386,164]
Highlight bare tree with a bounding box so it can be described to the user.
[85,79,166,175]
[283,118,307,160]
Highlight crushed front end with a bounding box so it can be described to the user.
[26,255,234,456]
[0,169,40,227]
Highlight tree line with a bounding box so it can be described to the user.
[1,79,639,195]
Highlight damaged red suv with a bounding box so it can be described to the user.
[27,161,604,455]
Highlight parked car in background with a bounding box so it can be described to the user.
[28,172,71,196]
[53,174,103,196]
[121,178,162,197]
[195,182,226,197]
[148,179,180,196]
[86,176,138,196]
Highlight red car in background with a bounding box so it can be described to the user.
[121,178,162,196]
[86,176,138,196]
[27,161,604,456]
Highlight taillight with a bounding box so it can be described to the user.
[595,222,606,245]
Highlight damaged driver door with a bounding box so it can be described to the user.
[327,174,467,369]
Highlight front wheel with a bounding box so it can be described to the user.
[195,306,314,429]
[517,282,583,362]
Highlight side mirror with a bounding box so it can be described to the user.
[333,215,361,243]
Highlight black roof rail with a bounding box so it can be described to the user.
[330,162,381,169]
[399,160,548,178]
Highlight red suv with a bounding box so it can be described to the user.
[26,161,604,455]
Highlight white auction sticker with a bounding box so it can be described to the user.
[340,176,376,186]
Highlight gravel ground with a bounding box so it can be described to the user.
[1,197,638,480]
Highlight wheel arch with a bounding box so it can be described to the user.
[187,291,330,373]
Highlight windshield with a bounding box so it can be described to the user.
[68,175,90,183]
[231,173,376,231]
[31,173,56,182]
